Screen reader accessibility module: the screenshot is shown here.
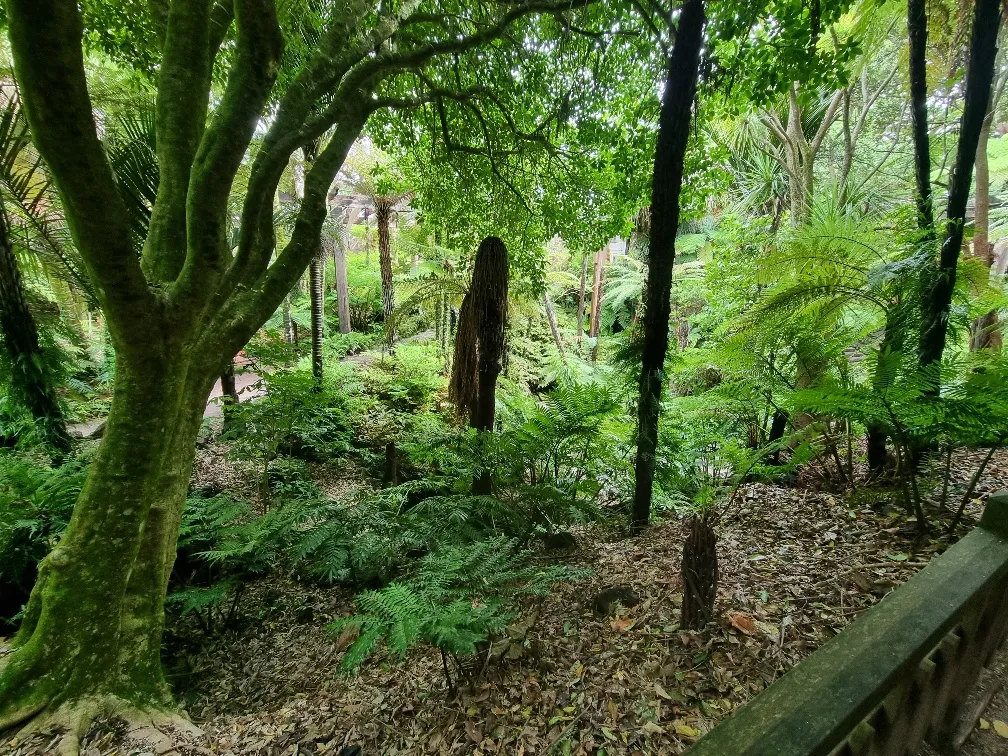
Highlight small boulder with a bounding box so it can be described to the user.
[543,531,578,551]
[591,585,640,617]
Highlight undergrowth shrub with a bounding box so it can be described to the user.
[359,342,443,411]
[168,485,329,632]
[331,537,585,680]
[345,260,383,330]
[224,368,352,502]
[0,451,88,626]
[396,380,630,536]
[324,329,379,360]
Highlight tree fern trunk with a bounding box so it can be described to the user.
[220,357,239,432]
[310,248,325,385]
[449,238,508,495]
[0,199,71,452]
[220,359,238,405]
[282,293,294,344]
[632,0,705,532]
[681,514,718,630]
[768,409,788,465]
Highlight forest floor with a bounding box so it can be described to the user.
[8,448,1008,756]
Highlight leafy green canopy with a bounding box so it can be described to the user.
[367,0,860,291]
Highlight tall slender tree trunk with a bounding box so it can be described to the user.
[364,212,371,267]
[543,291,565,360]
[333,242,351,335]
[908,0,935,235]
[588,246,606,339]
[221,359,239,405]
[0,199,71,452]
[631,0,706,532]
[867,0,938,470]
[441,293,450,365]
[376,199,395,338]
[300,144,325,384]
[576,253,588,343]
[220,357,239,431]
[919,0,1002,369]
[970,66,1006,351]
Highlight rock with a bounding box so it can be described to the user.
[591,585,640,617]
[543,531,578,551]
[68,418,105,439]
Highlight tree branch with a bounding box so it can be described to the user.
[808,88,843,159]
[173,0,283,319]
[144,0,214,285]
[6,0,155,337]
[760,109,790,147]
[208,0,236,67]
[214,106,370,358]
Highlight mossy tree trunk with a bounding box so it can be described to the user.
[1,350,213,730]
[631,0,705,533]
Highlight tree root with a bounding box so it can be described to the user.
[5,696,201,756]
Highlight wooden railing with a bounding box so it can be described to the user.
[687,491,1008,756]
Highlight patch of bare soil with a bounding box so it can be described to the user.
[8,450,1008,756]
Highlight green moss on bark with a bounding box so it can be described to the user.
[0,356,212,730]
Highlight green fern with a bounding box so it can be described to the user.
[332,537,584,671]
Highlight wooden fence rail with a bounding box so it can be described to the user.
[687,491,1008,756]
